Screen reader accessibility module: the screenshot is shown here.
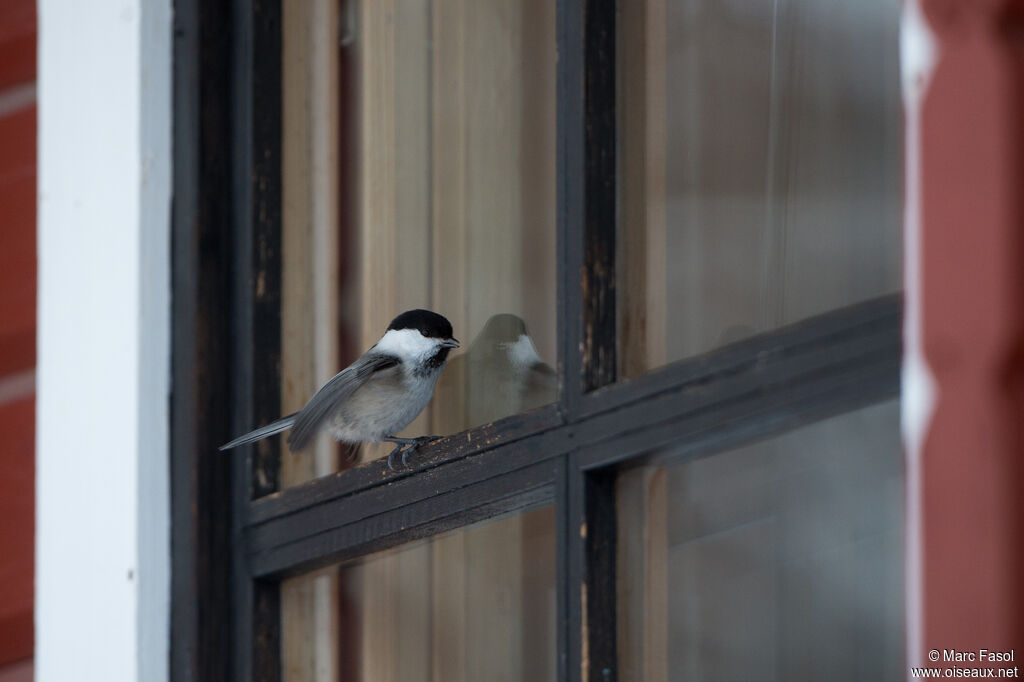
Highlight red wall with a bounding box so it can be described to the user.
[0,0,37,674]
[918,0,1024,666]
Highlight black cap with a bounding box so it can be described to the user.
[387,309,455,340]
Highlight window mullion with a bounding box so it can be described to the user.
[557,0,586,421]
[230,0,283,679]
[582,0,619,394]
[559,0,621,679]
[558,0,619,420]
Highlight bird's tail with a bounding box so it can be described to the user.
[219,413,297,451]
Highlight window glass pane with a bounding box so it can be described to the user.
[277,2,556,674]
[617,0,903,377]
[280,0,557,485]
[616,401,904,680]
[282,506,558,682]
[280,0,345,488]
[355,0,557,461]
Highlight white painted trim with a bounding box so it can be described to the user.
[900,1,937,676]
[36,0,171,680]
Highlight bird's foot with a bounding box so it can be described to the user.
[386,442,406,472]
[384,435,444,471]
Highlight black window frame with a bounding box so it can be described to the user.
[169,1,902,681]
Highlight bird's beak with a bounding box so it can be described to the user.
[442,338,460,349]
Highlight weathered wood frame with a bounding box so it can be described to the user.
[169,0,902,680]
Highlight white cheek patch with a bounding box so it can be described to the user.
[375,328,436,360]
[508,334,542,368]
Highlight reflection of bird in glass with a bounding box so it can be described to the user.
[436,314,557,431]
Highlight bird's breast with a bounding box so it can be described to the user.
[327,367,441,443]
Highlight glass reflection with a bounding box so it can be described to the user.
[617,402,904,681]
[435,314,557,433]
[283,506,557,682]
[350,0,558,462]
[618,0,903,376]
[278,0,557,473]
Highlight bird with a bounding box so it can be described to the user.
[220,309,459,470]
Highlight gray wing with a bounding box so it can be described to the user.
[287,353,399,452]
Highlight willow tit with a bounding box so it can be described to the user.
[220,309,459,470]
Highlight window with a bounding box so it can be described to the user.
[171,0,903,680]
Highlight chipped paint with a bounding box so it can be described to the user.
[581,582,590,681]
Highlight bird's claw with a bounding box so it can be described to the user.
[386,443,405,472]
